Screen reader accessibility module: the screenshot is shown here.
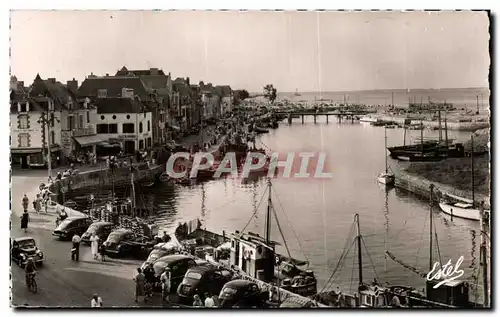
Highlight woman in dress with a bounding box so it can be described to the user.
[20,210,29,233]
[90,233,99,260]
[133,268,146,303]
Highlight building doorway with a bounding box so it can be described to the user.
[20,155,28,169]
[124,140,135,154]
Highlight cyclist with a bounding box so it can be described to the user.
[25,257,36,287]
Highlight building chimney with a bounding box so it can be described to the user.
[67,78,78,93]
[186,77,190,86]
[199,81,204,87]
[106,73,109,77]
[18,81,24,88]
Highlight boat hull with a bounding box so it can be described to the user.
[439,202,480,221]
[377,174,395,185]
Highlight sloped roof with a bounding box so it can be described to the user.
[93,97,151,114]
[215,85,232,97]
[116,66,166,76]
[78,77,149,99]
[28,74,75,109]
[173,82,191,97]
[140,75,169,90]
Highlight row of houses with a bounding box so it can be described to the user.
[10,66,235,168]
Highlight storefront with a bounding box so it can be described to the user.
[11,146,61,169]
[73,134,109,156]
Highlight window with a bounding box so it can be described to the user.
[79,114,84,128]
[86,110,90,123]
[50,131,55,144]
[122,123,134,133]
[147,120,150,132]
[147,137,152,148]
[126,115,131,119]
[18,134,29,147]
[139,140,144,149]
[20,103,27,112]
[109,124,118,134]
[18,115,29,129]
[101,115,105,120]
[68,116,74,130]
[97,124,109,134]
[50,113,55,127]
[112,115,116,120]
[97,89,107,98]
[139,122,143,133]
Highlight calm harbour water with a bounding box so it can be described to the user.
[71,118,482,296]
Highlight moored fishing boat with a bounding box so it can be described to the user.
[377,128,395,186]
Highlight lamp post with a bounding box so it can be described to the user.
[37,99,59,179]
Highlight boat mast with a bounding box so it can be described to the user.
[444,111,449,150]
[403,124,407,146]
[479,203,489,307]
[264,178,274,282]
[384,128,388,174]
[355,214,363,285]
[420,120,424,155]
[429,184,434,271]
[131,171,136,217]
[265,179,272,246]
[391,92,394,107]
[471,134,475,208]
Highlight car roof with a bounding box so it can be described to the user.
[186,263,218,274]
[156,254,193,264]
[65,216,89,221]
[13,237,35,242]
[224,279,256,288]
[90,221,113,226]
[111,228,133,234]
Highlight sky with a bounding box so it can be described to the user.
[10,10,490,93]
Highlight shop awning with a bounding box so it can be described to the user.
[11,145,60,154]
[73,134,109,146]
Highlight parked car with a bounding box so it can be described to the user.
[103,228,156,259]
[140,241,180,271]
[11,237,44,267]
[177,263,233,303]
[152,254,198,292]
[53,216,93,240]
[219,280,268,308]
[81,221,113,245]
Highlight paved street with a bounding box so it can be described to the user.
[10,172,162,308]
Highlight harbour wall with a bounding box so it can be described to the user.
[49,163,165,197]
[394,168,490,209]
[379,115,489,131]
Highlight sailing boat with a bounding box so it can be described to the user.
[378,128,395,185]
[438,134,488,221]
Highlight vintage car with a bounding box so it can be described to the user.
[53,216,93,240]
[102,228,156,259]
[219,279,268,308]
[11,237,44,267]
[177,263,233,303]
[152,254,198,292]
[81,221,113,245]
[140,241,180,271]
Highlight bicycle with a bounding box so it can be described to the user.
[26,272,37,294]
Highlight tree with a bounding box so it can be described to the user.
[238,89,250,100]
[263,84,277,104]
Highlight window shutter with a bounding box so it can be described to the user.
[27,115,30,129]
[17,115,20,129]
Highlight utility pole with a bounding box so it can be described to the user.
[37,100,58,179]
[476,95,480,115]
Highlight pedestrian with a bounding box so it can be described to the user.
[71,233,81,261]
[34,194,41,214]
[20,210,29,233]
[160,267,171,302]
[133,268,146,303]
[90,233,100,260]
[204,292,215,307]
[90,293,103,307]
[193,294,204,307]
[22,194,29,212]
[99,242,106,262]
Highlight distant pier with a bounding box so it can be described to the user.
[276,111,371,124]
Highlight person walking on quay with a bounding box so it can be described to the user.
[34,194,42,214]
[133,268,146,303]
[99,242,106,262]
[91,293,103,307]
[90,233,100,260]
[160,267,171,302]
[192,294,204,307]
[204,292,215,307]
[71,233,81,261]
[22,194,29,212]
[20,210,29,233]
